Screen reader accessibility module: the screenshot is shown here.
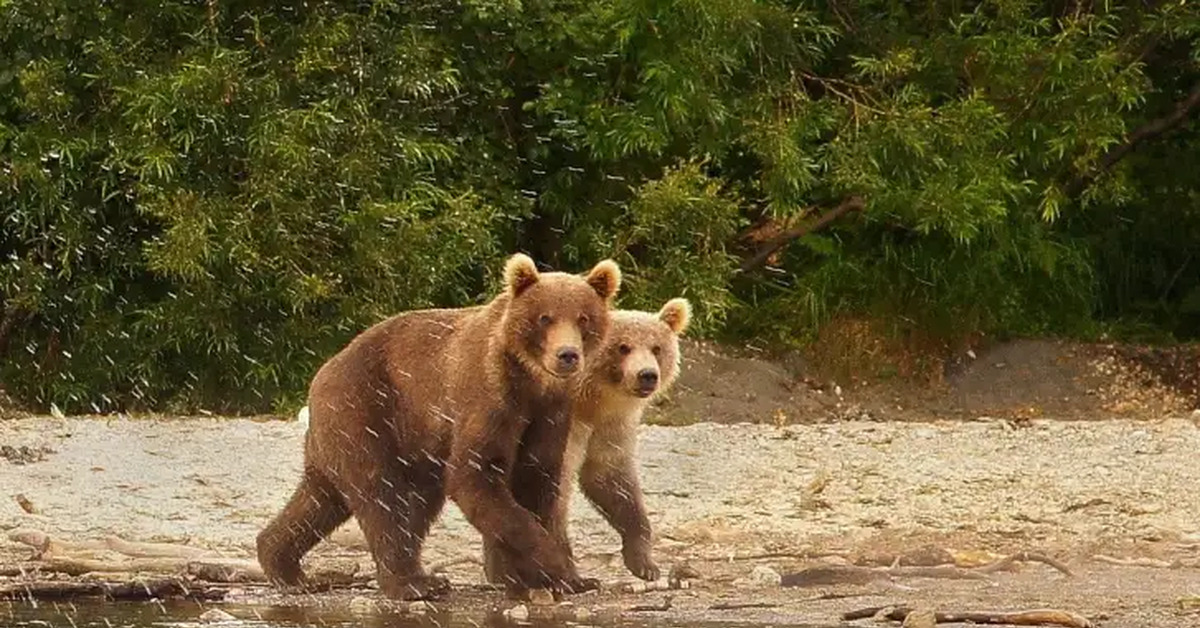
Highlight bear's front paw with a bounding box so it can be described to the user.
[623,540,659,581]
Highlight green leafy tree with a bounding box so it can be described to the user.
[3,0,1200,413]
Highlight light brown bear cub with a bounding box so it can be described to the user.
[257,253,621,601]
[483,298,691,585]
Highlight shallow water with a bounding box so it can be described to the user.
[0,600,841,628]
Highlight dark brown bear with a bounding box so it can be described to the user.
[256,253,622,600]
[483,298,691,586]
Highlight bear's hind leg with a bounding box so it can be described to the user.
[257,467,351,591]
[341,463,450,601]
[482,538,508,585]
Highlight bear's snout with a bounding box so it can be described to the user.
[555,346,582,374]
[635,368,659,396]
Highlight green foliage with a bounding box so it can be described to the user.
[609,160,743,332]
[2,0,1200,413]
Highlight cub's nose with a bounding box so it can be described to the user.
[556,347,581,372]
[637,369,659,389]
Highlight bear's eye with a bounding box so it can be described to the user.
[618,344,632,355]
[652,345,662,356]
[538,314,553,326]
[578,313,590,325]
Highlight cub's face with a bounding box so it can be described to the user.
[599,299,691,399]
[502,254,622,379]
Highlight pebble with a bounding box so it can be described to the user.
[503,604,530,622]
[198,609,237,624]
[528,588,556,606]
[347,596,377,614]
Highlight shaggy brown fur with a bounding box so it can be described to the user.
[256,253,621,600]
[483,298,691,584]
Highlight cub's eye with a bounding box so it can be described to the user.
[538,314,553,326]
[578,313,590,325]
[618,344,632,355]
[652,345,662,356]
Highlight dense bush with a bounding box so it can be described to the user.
[2,0,1199,413]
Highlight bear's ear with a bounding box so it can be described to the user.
[658,298,692,335]
[585,259,622,302]
[504,253,540,297]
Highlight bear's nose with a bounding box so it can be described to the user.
[556,347,581,372]
[637,369,659,388]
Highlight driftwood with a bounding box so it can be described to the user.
[4,529,359,586]
[185,558,268,582]
[1092,554,1180,569]
[709,601,779,610]
[843,605,1094,628]
[730,549,851,562]
[10,529,220,561]
[104,535,219,559]
[4,556,268,581]
[628,594,673,612]
[975,551,1074,577]
[782,564,991,587]
[0,578,226,602]
[781,550,1073,588]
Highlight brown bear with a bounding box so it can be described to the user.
[482,298,691,585]
[256,253,622,601]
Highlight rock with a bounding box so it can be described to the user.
[902,606,937,628]
[408,601,435,614]
[198,609,237,624]
[668,561,702,583]
[749,565,781,586]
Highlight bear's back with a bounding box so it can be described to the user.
[306,304,490,449]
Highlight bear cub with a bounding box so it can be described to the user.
[257,253,621,600]
[483,297,691,585]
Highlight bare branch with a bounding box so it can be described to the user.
[1068,81,1200,197]
[738,196,865,273]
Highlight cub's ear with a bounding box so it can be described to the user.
[504,253,540,297]
[585,259,622,302]
[658,298,692,335]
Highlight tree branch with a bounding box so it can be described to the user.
[738,196,865,273]
[1067,81,1200,197]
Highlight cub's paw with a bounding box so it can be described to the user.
[623,543,660,581]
